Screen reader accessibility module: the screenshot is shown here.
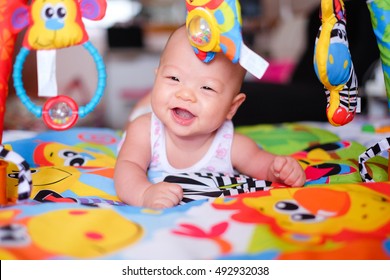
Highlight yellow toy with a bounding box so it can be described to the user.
[186,0,242,63]
[314,0,390,126]
[314,0,358,126]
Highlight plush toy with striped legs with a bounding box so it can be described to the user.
[314,0,358,126]
[366,0,390,110]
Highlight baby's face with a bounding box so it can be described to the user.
[151,26,244,138]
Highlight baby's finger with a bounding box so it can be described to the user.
[152,193,180,208]
[168,184,184,199]
[294,173,306,187]
[283,170,304,187]
[152,198,176,209]
[278,164,295,183]
[280,160,306,186]
[272,157,287,175]
[162,185,183,205]
[147,185,182,209]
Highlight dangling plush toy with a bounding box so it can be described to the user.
[314,0,358,127]
[366,0,390,110]
[185,0,269,79]
[186,0,242,63]
[9,0,107,130]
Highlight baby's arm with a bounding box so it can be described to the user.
[231,133,306,187]
[114,114,183,208]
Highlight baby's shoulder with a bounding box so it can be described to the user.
[232,132,257,149]
[132,112,152,124]
[127,113,152,132]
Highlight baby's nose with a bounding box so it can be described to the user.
[175,88,197,102]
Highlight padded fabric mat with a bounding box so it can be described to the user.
[1,125,389,259]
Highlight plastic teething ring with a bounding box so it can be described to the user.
[42,95,79,130]
[186,7,220,52]
[13,41,106,131]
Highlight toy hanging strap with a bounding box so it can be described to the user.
[37,50,58,97]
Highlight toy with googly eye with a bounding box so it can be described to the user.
[10,0,107,130]
[186,0,269,79]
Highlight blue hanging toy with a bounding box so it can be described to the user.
[10,0,107,130]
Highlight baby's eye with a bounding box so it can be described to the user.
[169,76,180,82]
[201,86,215,92]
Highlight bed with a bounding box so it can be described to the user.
[1,117,390,260]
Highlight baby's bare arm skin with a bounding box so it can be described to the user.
[114,114,183,208]
[231,133,306,186]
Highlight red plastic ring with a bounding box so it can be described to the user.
[42,96,79,130]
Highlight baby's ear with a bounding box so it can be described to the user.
[227,93,246,120]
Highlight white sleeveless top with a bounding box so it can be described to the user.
[148,113,235,176]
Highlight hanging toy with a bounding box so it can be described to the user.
[10,0,107,130]
[314,0,358,126]
[185,0,269,79]
[366,0,390,110]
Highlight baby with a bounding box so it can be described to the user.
[114,26,306,209]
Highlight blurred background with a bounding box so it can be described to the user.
[5,0,382,130]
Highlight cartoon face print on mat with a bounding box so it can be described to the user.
[0,209,143,259]
[33,142,115,167]
[242,186,390,235]
[214,185,390,239]
[28,209,143,258]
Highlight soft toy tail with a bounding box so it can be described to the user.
[366,0,390,110]
[314,0,358,126]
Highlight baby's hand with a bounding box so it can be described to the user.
[142,182,183,209]
[271,156,306,187]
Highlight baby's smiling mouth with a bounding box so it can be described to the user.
[172,107,195,120]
